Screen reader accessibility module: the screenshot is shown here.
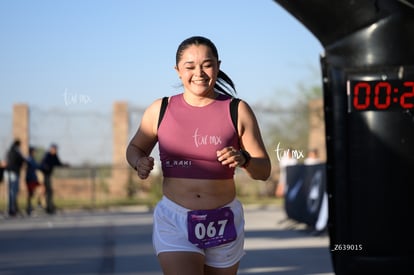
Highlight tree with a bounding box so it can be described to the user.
[252,81,323,165]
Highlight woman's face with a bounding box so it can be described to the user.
[175,44,220,97]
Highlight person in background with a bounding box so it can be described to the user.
[275,148,298,198]
[5,139,26,217]
[0,159,6,184]
[40,143,68,214]
[126,36,271,275]
[304,148,321,165]
[25,146,41,215]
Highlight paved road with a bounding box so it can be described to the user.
[0,205,334,275]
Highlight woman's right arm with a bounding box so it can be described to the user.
[126,98,163,179]
[237,100,271,181]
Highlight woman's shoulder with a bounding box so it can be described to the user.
[143,94,179,119]
[149,93,181,106]
[147,94,175,110]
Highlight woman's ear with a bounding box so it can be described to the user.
[174,65,181,78]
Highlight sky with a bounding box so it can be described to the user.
[0,0,324,164]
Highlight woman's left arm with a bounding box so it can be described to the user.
[237,100,271,181]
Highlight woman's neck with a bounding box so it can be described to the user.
[182,90,218,107]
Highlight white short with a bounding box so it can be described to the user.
[152,196,245,268]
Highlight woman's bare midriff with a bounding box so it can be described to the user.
[162,177,236,210]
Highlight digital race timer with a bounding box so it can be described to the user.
[347,67,414,112]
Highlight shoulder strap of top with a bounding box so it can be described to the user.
[157,96,240,131]
[230,97,240,132]
[157,97,169,129]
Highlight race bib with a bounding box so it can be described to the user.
[187,207,237,249]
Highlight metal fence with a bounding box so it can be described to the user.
[0,99,324,213]
[0,164,276,214]
[0,165,162,212]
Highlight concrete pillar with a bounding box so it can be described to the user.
[12,104,29,197]
[12,104,29,155]
[308,98,326,161]
[112,101,129,196]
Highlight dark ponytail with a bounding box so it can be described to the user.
[216,70,237,97]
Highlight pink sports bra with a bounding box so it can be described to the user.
[157,93,240,179]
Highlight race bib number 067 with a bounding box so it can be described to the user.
[187,207,237,249]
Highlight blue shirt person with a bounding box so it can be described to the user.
[25,146,41,215]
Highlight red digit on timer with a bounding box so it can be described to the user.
[353,82,370,110]
[374,82,391,110]
[401,82,414,108]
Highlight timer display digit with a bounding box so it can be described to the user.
[348,79,414,111]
